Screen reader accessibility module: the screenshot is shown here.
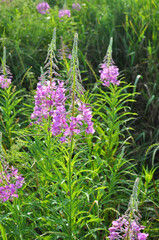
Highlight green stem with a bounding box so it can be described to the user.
[47,53,53,154]
[68,52,76,239]
[5,87,12,148]
[108,85,116,157]
[68,137,73,239]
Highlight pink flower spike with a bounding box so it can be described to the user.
[37,2,50,14]
[99,64,120,87]
[138,233,149,240]
[0,75,11,89]
[59,9,71,18]
[0,165,24,202]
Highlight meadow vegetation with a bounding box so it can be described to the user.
[0,0,158,239]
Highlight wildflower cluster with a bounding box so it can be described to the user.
[59,9,71,18]
[31,31,94,142]
[31,80,94,142]
[0,48,12,89]
[36,2,50,14]
[0,75,11,89]
[30,80,66,126]
[0,164,24,202]
[108,178,148,240]
[72,3,81,11]
[36,2,81,18]
[59,100,94,142]
[99,37,120,87]
[99,63,120,87]
[108,216,149,240]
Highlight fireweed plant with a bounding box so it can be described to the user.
[79,38,140,237]
[0,130,24,240]
[0,132,24,203]
[36,2,50,15]
[24,35,143,239]
[23,33,143,240]
[91,38,137,160]
[59,9,71,18]
[108,178,149,240]
[28,30,104,239]
[30,29,94,143]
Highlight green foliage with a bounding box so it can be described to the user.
[0,85,26,149]
[0,224,7,240]
[92,82,137,160]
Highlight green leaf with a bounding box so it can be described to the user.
[0,224,7,240]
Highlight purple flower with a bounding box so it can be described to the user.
[72,3,81,11]
[31,80,95,142]
[99,37,120,87]
[138,233,149,240]
[99,63,120,87]
[0,165,24,202]
[31,33,95,142]
[31,80,66,124]
[108,231,120,240]
[59,9,71,18]
[37,2,50,14]
[67,54,72,60]
[108,217,148,240]
[0,75,11,89]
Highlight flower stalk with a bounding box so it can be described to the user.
[67,33,78,239]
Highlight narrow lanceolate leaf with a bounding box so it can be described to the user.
[0,132,3,155]
[0,224,7,240]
